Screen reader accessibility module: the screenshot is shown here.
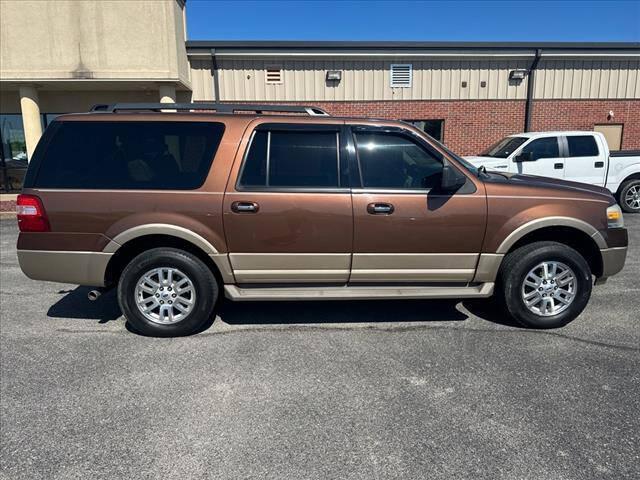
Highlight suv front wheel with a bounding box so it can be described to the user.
[117,248,218,336]
[498,241,592,328]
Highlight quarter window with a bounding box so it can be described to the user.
[566,136,599,157]
[520,137,560,161]
[354,131,443,189]
[239,129,340,189]
[31,121,224,190]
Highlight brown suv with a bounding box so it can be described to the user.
[16,103,628,336]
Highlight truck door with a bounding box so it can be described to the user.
[562,135,607,186]
[223,122,353,284]
[348,125,486,283]
[513,136,564,179]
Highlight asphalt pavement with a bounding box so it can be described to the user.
[1,216,639,480]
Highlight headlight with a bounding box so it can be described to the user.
[607,204,624,228]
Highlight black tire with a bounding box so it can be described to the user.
[497,241,592,329]
[618,179,640,214]
[117,247,218,337]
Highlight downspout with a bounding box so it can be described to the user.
[524,48,542,132]
[210,48,221,102]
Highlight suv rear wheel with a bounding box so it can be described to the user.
[117,248,218,337]
[498,241,592,328]
[619,179,640,213]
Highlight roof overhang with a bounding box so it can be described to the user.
[186,41,640,59]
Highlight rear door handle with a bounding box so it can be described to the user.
[595,161,604,168]
[554,163,564,169]
[231,201,259,213]
[367,203,394,215]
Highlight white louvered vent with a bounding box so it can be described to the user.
[390,64,412,88]
[266,67,283,84]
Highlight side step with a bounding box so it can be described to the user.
[224,283,494,301]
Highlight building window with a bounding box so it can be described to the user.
[0,113,62,192]
[266,67,283,84]
[404,120,444,142]
[0,114,28,192]
[390,64,412,88]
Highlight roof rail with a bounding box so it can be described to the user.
[90,103,330,116]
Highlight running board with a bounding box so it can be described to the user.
[224,283,494,301]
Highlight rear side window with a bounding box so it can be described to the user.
[239,129,339,189]
[32,121,224,189]
[520,137,560,161]
[567,136,599,157]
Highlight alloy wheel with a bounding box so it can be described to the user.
[521,261,577,317]
[134,267,196,324]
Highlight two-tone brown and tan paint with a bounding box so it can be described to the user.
[17,111,627,291]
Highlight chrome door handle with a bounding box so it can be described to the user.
[554,163,564,169]
[231,201,259,213]
[367,203,394,215]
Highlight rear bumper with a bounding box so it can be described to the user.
[600,246,627,278]
[17,250,112,287]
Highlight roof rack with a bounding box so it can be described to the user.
[90,103,330,116]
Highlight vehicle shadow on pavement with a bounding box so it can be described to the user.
[217,298,468,325]
[45,287,516,330]
[47,286,122,323]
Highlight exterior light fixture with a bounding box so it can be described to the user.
[509,69,528,81]
[326,70,342,81]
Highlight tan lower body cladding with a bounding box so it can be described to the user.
[229,253,480,283]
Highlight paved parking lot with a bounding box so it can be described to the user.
[1,216,639,480]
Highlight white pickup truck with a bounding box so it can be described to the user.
[466,131,640,213]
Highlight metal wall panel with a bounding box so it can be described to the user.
[189,56,640,102]
[534,59,640,99]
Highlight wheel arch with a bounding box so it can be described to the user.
[501,225,604,278]
[103,232,233,288]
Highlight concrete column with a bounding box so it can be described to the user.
[159,85,176,104]
[19,85,43,160]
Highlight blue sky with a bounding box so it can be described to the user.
[186,0,640,42]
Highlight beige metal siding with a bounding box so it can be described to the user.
[189,56,640,102]
[191,57,531,102]
[534,59,640,99]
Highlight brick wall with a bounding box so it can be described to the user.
[301,100,525,155]
[267,99,640,155]
[531,100,640,150]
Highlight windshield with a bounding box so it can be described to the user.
[481,136,528,158]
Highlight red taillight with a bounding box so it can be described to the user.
[16,194,50,232]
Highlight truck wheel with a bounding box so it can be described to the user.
[498,241,592,329]
[619,179,640,213]
[117,248,218,337]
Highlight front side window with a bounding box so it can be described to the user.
[239,129,339,189]
[32,121,224,190]
[520,137,560,161]
[566,136,599,157]
[354,131,443,189]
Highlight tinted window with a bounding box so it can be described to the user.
[239,130,339,188]
[482,137,527,158]
[33,121,224,189]
[355,131,442,189]
[521,137,559,161]
[567,136,599,157]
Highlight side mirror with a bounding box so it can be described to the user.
[441,163,466,192]
[514,151,534,162]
